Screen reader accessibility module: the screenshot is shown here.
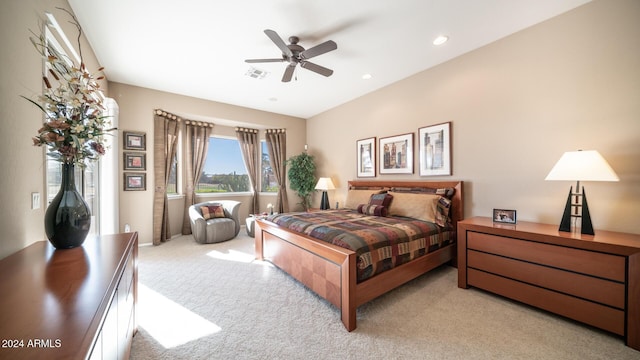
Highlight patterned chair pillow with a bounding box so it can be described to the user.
[201,204,226,220]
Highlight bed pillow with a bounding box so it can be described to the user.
[434,196,452,227]
[390,186,455,199]
[201,204,226,220]
[357,204,388,217]
[387,191,441,223]
[368,193,393,208]
[345,189,385,210]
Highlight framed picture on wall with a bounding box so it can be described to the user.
[356,137,376,177]
[124,173,146,191]
[123,131,146,150]
[123,152,146,171]
[418,122,451,176]
[379,133,413,174]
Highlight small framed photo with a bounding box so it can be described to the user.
[123,152,146,170]
[124,172,146,191]
[419,122,451,176]
[379,133,413,174]
[123,131,146,150]
[356,137,376,177]
[493,209,517,224]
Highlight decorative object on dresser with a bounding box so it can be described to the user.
[457,217,640,351]
[255,180,463,331]
[379,133,413,174]
[45,163,91,249]
[356,137,376,177]
[314,177,335,210]
[0,232,138,359]
[492,209,516,224]
[23,10,113,249]
[545,149,619,235]
[418,122,451,176]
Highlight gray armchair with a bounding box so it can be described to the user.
[188,200,241,244]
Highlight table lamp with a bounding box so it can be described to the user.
[545,150,619,235]
[315,177,335,210]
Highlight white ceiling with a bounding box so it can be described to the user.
[68,0,591,119]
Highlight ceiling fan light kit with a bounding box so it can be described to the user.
[245,29,337,82]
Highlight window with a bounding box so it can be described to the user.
[167,153,178,194]
[198,137,250,193]
[261,141,277,193]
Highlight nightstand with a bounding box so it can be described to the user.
[457,216,640,350]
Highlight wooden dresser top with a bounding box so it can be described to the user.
[0,232,137,360]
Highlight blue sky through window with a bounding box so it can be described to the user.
[204,137,247,175]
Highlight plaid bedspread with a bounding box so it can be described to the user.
[266,210,454,282]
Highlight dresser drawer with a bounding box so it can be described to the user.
[468,250,625,308]
[468,269,625,335]
[467,232,625,282]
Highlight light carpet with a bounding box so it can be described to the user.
[131,232,639,360]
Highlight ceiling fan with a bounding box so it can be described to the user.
[245,29,337,82]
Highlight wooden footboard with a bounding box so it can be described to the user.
[255,180,463,331]
[255,219,358,330]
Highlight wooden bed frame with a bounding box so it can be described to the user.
[254,180,464,331]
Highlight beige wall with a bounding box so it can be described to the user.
[2,0,638,258]
[109,82,306,245]
[0,0,106,259]
[307,0,640,234]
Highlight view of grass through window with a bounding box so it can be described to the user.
[167,137,278,194]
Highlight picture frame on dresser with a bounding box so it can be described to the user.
[379,133,413,174]
[356,137,376,177]
[493,209,517,224]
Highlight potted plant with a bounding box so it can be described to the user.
[287,152,316,211]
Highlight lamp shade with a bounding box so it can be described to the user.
[315,177,335,191]
[545,150,619,182]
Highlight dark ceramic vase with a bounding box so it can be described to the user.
[44,163,91,249]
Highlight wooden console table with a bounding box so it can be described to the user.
[457,217,640,351]
[0,232,138,360]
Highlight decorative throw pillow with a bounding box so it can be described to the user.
[357,204,388,217]
[387,191,440,223]
[201,204,226,220]
[368,193,393,208]
[434,196,452,227]
[345,189,385,210]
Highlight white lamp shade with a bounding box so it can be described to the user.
[545,150,619,182]
[315,177,335,190]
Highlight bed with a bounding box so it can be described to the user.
[254,180,464,331]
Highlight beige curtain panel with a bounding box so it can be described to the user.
[236,127,259,214]
[152,109,181,245]
[182,120,213,234]
[266,128,288,213]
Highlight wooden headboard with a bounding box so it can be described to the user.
[347,180,464,227]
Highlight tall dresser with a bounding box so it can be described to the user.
[0,232,138,360]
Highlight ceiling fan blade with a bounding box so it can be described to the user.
[264,29,293,58]
[299,40,337,60]
[245,58,284,63]
[300,61,333,77]
[282,64,296,82]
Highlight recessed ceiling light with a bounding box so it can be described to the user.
[433,35,449,46]
[362,73,372,80]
